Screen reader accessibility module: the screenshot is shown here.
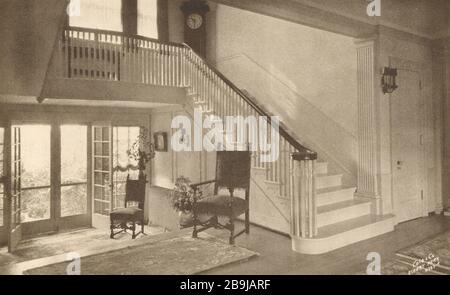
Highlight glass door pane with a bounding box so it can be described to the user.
[0,127,4,227]
[61,125,88,217]
[93,126,112,215]
[18,125,51,223]
[112,126,140,210]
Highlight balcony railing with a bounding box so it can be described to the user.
[53,26,318,239]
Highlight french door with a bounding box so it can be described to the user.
[92,124,141,229]
[5,123,91,246]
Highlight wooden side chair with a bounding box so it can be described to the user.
[190,151,251,245]
[110,175,146,239]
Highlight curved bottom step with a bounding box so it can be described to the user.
[291,214,395,254]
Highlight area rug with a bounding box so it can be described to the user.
[24,233,258,275]
[355,259,444,275]
[396,230,450,274]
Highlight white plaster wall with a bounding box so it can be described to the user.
[207,4,358,184]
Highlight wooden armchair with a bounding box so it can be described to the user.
[190,151,251,245]
[110,175,146,239]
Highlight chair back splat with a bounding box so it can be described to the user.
[215,151,251,195]
[125,174,146,210]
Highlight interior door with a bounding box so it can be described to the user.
[391,69,423,223]
[9,126,22,252]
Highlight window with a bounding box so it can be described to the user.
[138,0,158,39]
[69,0,122,32]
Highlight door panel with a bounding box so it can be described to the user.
[391,69,422,223]
[9,126,22,252]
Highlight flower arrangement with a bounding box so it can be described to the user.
[170,176,198,212]
[127,127,155,179]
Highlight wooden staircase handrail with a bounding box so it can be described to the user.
[61,26,317,158]
[182,42,317,158]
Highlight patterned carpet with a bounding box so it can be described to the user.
[396,230,450,274]
[356,230,450,275]
[25,233,258,275]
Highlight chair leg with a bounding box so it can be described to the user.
[110,219,115,239]
[132,221,136,239]
[192,211,198,238]
[245,209,250,234]
[229,217,235,245]
[141,220,145,235]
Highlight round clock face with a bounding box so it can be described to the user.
[186,13,203,30]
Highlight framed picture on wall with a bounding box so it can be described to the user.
[154,132,168,152]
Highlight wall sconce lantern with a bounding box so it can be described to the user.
[381,67,398,94]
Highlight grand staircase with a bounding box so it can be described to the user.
[45,26,395,254]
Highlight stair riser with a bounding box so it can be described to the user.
[291,217,395,254]
[317,188,355,207]
[317,202,371,228]
[315,175,342,190]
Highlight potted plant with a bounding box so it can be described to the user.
[127,127,155,180]
[170,176,197,228]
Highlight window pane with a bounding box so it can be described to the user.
[69,0,122,32]
[61,125,88,217]
[61,125,87,184]
[138,0,158,39]
[20,125,51,222]
[21,188,51,222]
[61,185,87,217]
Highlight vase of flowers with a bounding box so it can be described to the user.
[170,176,199,228]
[127,127,155,180]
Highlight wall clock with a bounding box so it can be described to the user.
[180,0,210,57]
[186,13,203,30]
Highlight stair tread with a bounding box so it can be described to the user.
[316,186,356,195]
[315,173,342,178]
[317,198,370,214]
[317,214,395,238]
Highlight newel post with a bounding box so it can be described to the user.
[290,150,318,250]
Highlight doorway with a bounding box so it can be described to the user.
[391,68,424,223]
[6,124,91,244]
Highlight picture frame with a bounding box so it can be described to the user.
[153,132,168,152]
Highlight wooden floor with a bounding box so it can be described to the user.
[203,214,450,275]
[0,214,449,274]
[0,225,166,271]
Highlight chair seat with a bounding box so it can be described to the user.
[195,195,248,217]
[110,207,143,221]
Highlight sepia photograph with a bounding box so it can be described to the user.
[0,0,449,284]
